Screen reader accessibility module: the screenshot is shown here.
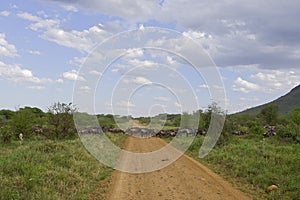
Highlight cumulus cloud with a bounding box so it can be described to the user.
[28,50,41,55]
[232,77,260,93]
[174,102,181,108]
[79,86,91,92]
[89,70,102,76]
[199,84,209,88]
[123,76,152,85]
[250,70,300,92]
[239,97,259,101]
[154,96,169,102]
[44,0,300,70]
[17,12,59,31]
[41,23,117,53]
[62,70,85,81]
[128,59,158,70]
[60,4,78,12]
[17,12,114,53]
[125,48,144,58]
[27,86,46,90]
[0,11,10,17]
[42,0,162,22]
[0,61,49,83]
[117,100,135,107]
[0,33,18,57]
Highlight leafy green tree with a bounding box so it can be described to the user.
[9,107,38,138]
[48,102,77,139]
[287,107,300,142]
[0,109,15,126]
[260,104,279,125]
[288,107,300,125]
[203,102,225,129]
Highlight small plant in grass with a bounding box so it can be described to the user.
[250,125,265,135]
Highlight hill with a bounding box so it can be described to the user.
[239,84,300,115]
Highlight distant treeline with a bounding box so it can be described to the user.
[0,102,299,144]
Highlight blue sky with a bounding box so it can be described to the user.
[0,0,300,116]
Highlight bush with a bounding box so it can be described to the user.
[48,102,77,139]
[277,124,300,143]
[0,126,13,143]
[250,125,264,135]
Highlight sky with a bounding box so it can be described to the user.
[0,0,300,116]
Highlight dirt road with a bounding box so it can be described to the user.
[106,136,251,200]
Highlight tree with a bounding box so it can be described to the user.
[0,109,15,126]
[286,107,300,142]
[9,107,37,138]
[203,102,224,129]
[260,104,279,125]
[48,102,77,139]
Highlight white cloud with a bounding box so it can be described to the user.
[17,12,113,53]
[89,70,102,76]
[123,76,152,85]
[0,11,10,17]
[199,84,209,88]
[239,97,259,101]
[44,0,161,22]
[174,102,181,108]
[79,86,91,92]
[0,61,48,83]
[27,86,46,90]
[62,70,85,81]
[128,59,158,69]
[117,100,135,107]
[0,33,18,57]
[69,56,86,66]
[111,68,119,73]
[41,28,93,53]
[41,24,111,53]
[232,77,260,93]
[56,78,64,83]
[28,50,41,55]
[125,48,144,58]
[250,70,300,92]
[154,96,169,102]
[17,12,59,31]
[10,4,18,9]
[61,4,78,12]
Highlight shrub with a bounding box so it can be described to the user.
[0,126,13,143]
[277,124,300,143]
[250,125,265,135]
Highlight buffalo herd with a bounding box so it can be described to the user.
[78,126,207,138]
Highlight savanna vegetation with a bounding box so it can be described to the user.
[185,104,300,200]
[1,100,299,199]
[0,102,126,199]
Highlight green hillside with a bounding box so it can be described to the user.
[239,84,300,115]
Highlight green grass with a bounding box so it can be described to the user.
[0,132,127,200]
[186,134,300,200]
[106,132,128,148]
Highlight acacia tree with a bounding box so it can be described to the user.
[48,102,77,139]
[260,104,279,125]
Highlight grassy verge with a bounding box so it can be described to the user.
[185,135,300,200]
[0,132,127,200]
[106,132,128,148]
